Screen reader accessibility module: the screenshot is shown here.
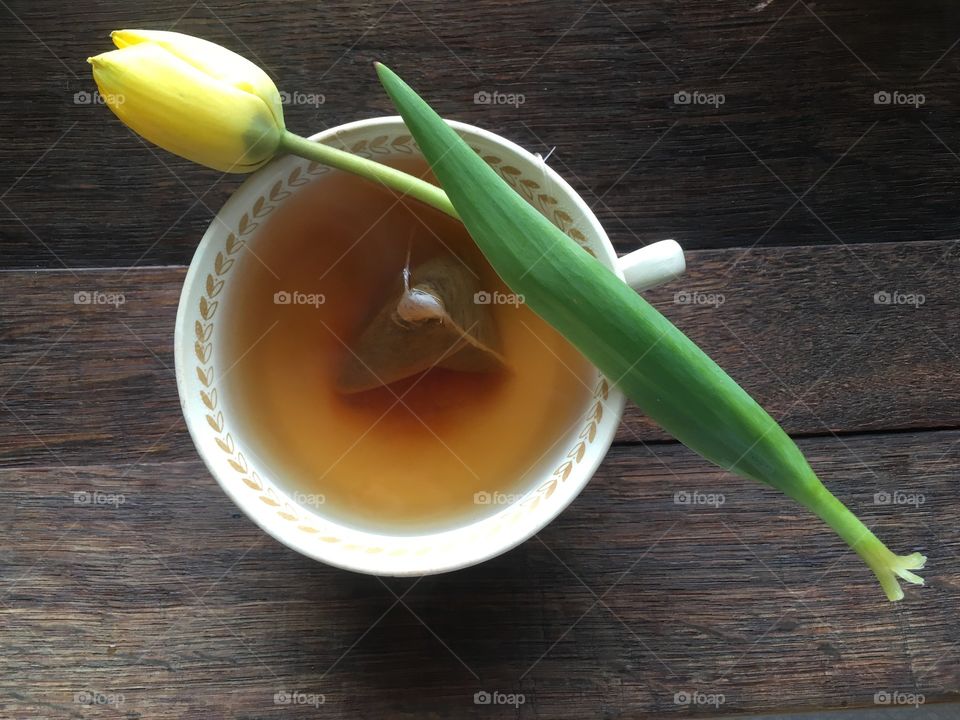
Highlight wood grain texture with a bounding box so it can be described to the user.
[0,432,957,719]
[2,1,960,717]
[2,240,957,466]
[1,0,959,268]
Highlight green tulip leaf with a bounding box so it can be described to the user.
[375,62,926,602]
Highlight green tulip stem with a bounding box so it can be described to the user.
[278,131,458,219]
[795,483,926,601]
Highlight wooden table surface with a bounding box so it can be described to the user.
[2,1,959,718]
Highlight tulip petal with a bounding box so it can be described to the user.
[110,29,284,130]
[89,43,282,173]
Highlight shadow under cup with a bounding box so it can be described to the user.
[175,117,626,575]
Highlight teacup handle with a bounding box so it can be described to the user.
[617,239,685,292]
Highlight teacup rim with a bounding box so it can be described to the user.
[174,115,627,575]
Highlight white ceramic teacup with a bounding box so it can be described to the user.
[174,116,684,575]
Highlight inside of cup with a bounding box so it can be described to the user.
[179,118,623,574]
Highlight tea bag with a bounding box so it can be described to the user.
[337,253,507,394]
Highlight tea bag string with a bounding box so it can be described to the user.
[534,146,556,195]
[396,228,443,323]
[402,231,412,292]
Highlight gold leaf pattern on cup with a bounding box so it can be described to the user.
[193,130,607,554]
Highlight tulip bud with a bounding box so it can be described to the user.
[88,30,285,173]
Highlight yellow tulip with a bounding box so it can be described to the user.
[88,29,285,173]
[90,30,455,213]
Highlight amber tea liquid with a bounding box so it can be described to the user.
[223,159,594,532]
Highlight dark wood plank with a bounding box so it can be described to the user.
[1,0,959,268]
[0,267,191,468]
[0,430,956,718]
[2,240,958,465]
[630,237,960,442]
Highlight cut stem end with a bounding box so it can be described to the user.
[804,487,926,602]
[861,547,927,602]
